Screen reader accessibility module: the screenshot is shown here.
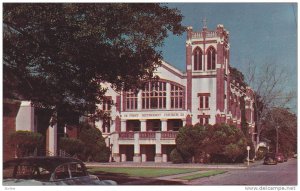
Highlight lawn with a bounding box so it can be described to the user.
[88,167,200,178]
[178,170,226,180]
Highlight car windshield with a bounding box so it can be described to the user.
[53,162,87,180]
[4,162,52,181]
[3,157,88,182]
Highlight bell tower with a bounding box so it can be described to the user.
[185,21,231,125]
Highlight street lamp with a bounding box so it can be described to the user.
[110,143,114,162]
[108,135,114,162]
[276,125,279,154]
[247,146,250,166]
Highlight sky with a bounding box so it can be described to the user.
[160,3,298,112]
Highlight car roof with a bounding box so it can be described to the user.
[4,157,84,171]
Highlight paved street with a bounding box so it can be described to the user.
[88,159,297,185]
[188,158,297,185]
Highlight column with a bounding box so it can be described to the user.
[112,133,120,162]
[182,119,187,127]
[121,154,126,162]
[47,124,57,156]
[161,119,167,131]
[155,133,162,163]
[166,83,171,110]
[140,119,147,132]
[162,154,168,162]
[110,120,115,132]
[141,146,147,162]
[121,120,126,132]
[16,101,35,131]
[138,90,142,110]
[162,146,168,162]
[204,54,207,71]
[133,132,141,162]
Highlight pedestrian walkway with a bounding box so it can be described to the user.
[156,170,210,182]
[85,161,257,170]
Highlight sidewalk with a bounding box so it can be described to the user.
[85,161,262,170]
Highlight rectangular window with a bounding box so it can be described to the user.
[199,96,204,108]
[198,115,210,125]
[170,84,184,109]
[126,90,138,110]
[198,93,210,109]
[205,96,209,108]
[103,97,112,111]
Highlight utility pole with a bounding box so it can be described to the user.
[276,125,279,153]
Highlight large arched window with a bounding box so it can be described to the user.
[142,81,166,109]
[207,47,216,70]
[193,47,203,71]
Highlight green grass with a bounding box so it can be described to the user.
[179,170,226,180]
[88,167,200,178]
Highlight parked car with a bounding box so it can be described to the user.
[3,156,117,185]
[263,153,277,165]
[275,153,285,163]
[293,153,297,158]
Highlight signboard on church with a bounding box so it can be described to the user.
[121,111,187,120]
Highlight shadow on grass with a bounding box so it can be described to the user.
[91,171,185,185]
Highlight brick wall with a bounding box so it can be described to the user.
[3,100,21,161]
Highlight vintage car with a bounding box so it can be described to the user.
[263,153,277,165]
[3,156,117,185]
[275,153,285,163]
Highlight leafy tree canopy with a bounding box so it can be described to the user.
[175,124,248,163]
[3,3,185,122]
[261,107,297,156]
[229,66,248,87]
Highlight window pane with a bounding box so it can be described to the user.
[205,96,209,108]
[200,51,202,70]
[200,96,203,108]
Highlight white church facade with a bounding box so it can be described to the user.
[97,24,256,162]
[8,24,255,163]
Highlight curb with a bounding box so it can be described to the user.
[85,163,249,170]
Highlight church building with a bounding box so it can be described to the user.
[4,24,255,162]
[97,24,256,163]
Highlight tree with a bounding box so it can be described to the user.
[10,130,44,157]
[261,107,297,156]
[229,66,248,88]
[3,3,185,125]
[175,124,207,162]
[170,148,184,164]
[204,124,247,163]
[59,137,84,156]
[175,124,248,163]
[78,122,109,162]
[244,62,296,146]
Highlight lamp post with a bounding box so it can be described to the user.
[110,143,114,162]
[108,135,114,162]
[247,146,250,166]
[108,135,111,162]
[276,125,279,154]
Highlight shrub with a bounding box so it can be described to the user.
[10,130,43,157]
[175,123,250,163]
[170,148,184,163]
[78,123,109,162]
[175,124,206,162]
[59,137,84,156]
[93,146,110,162]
